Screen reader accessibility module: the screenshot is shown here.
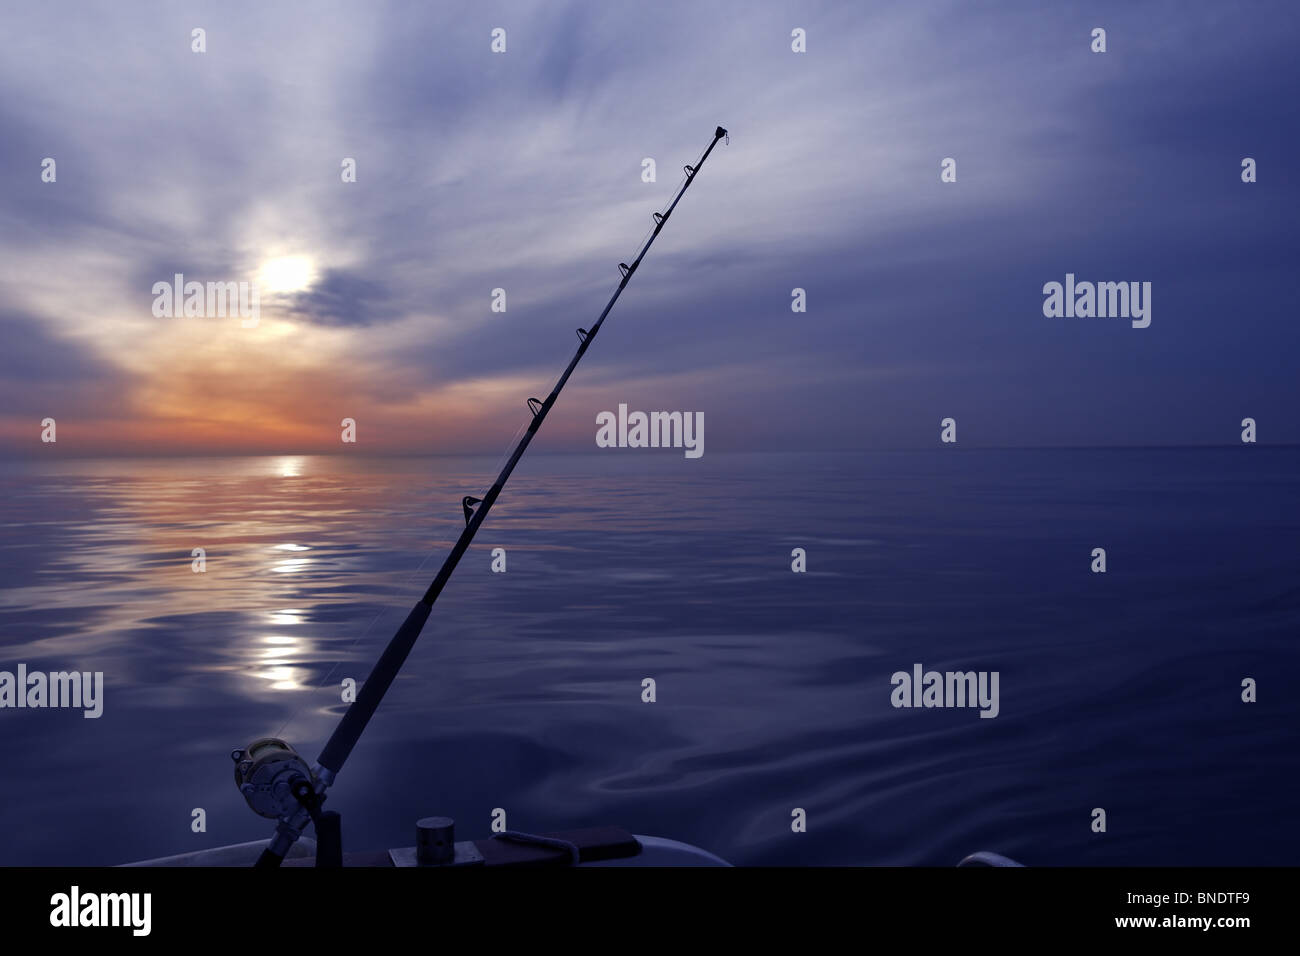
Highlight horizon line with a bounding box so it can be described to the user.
[3,442,1296,461]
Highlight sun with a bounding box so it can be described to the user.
[258,255,317,294]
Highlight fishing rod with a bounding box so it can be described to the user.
[232,125,729,867]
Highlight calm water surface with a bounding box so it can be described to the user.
[0,449,1296,865]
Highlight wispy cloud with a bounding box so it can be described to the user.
[1,1,1297,455]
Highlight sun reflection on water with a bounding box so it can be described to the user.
[276,456,304,478]
[251,633,313,691]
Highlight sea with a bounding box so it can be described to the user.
[0,448,1296,866]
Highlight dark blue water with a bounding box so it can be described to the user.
[0,449,1296,866]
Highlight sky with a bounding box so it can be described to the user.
[1,0,1297,456]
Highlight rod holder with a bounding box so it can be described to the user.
[416,816,456,866]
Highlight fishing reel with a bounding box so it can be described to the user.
[232,737,321,821]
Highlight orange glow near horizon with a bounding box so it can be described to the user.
[3,292,688,457]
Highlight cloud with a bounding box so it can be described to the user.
[285,269,401,327]
[0,309,130,449]
[0,0,1297,453]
